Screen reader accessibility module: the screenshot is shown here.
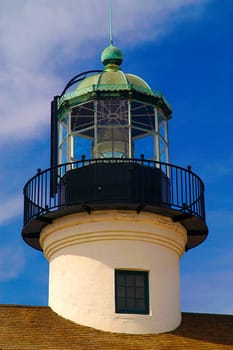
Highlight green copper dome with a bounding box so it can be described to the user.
[75,71,151,93]
[74,44,152,94]
[101,44,123,67]
[57,45,172,119]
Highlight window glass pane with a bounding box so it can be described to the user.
[126,274,135,286]
[126,298,135,310]
[136,275,144,287]
[71,102,94,134]
[136,299,145,311]
[127,286,135,298]
[133,134,155,160]
[118,298,126,310]
[61,114,68,140]
[61,141,67,164]
[158,112,165,138]
[131,101,155,132]
[72,135,93,160]
[95,99,129,158]
[160,152,167,164]
[136,287,144,298]
[97,99,128,126]
[96,126,129,158]
[160,138,165,155]
[159,137,169,164]
[117,274,125,285]
[118,286,126,297]
[115,270,149,314]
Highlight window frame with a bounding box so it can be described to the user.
[115,270,149,315]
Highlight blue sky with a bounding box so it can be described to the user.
[0,0,232,314]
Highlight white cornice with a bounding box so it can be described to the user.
[41,210,187,260]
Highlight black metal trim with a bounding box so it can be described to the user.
[82,204,91,214]
[172,213,193,222]
[59,70,103,97]
[36,216,52,224]
[50,96,59,197]
[137,204,146,214]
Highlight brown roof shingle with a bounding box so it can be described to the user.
[0,305,232,349]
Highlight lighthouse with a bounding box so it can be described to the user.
[22,43,208,334]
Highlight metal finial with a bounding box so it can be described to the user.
[109,0,113,45]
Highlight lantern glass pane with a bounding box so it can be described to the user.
[72,134,93,160]
[94,99,129,158]
[58,113,69,165]
[158,112,166,139]
[133,134,155,160]
[131,101,155,133]
[71,102,94,135]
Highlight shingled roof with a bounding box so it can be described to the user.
[0,305,232,349]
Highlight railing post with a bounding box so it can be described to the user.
[22,158,206,225]
[82,155,86,167]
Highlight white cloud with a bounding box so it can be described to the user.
[0,68,60,140]
[0,244,26,281]
[0,194,22,225]
[0,0,209,142]
[1,0,207,66]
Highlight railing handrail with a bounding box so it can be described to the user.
[23,158,204,190]
[23,158,206,225]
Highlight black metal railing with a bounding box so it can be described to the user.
[23,158,206,225]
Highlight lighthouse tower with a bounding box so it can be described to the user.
[22,44,208,334]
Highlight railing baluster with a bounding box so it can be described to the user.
[170,165,174,206]
[176,167,179,209]
[23,158,206,225]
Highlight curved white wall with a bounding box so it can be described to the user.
[40,210,187,334]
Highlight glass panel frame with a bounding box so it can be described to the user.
[94,99,129,158]
[115,270,149,314]
[157,109,170,164]
[58,113,69,165]
[57,99,170,165]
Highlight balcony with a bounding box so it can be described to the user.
[22,158,208,251]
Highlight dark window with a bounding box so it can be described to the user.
[115,270,149,314]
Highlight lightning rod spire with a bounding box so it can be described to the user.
[109,0,113,45]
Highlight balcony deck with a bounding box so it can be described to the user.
[22,158,208,251]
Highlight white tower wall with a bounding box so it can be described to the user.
[40,210,187,334]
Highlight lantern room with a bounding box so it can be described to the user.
[55,45,171,165]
